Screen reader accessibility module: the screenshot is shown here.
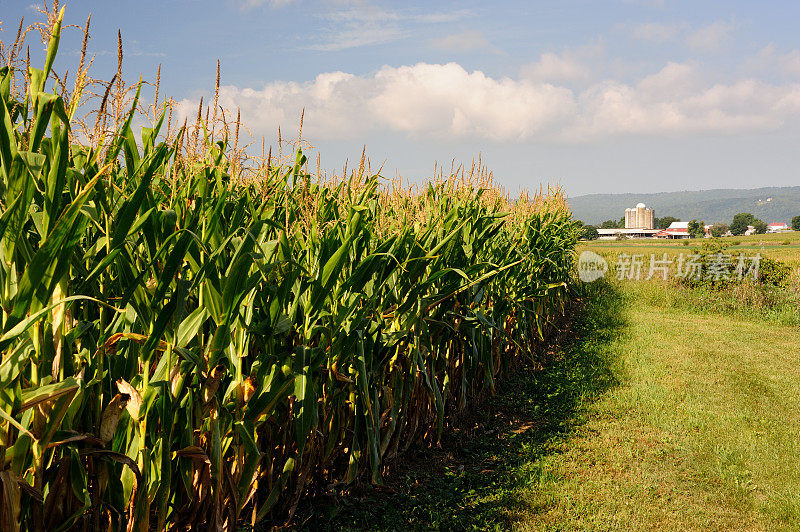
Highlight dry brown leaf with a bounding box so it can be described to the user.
[99,393,129,444]
[115,378,143,420]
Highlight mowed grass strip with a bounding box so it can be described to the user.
[518,288,800,531]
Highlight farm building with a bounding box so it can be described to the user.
[655,221,691,239]
[768,222,790,232]
[597,228,660,240]
[596,202,659,239]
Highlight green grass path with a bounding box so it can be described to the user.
[313,284,800,530]
[520,287,800,531]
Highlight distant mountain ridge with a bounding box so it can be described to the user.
[568,186,800,225]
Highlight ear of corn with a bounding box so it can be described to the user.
[0,11,578,530]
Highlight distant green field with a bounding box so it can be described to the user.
[582,234,800,268]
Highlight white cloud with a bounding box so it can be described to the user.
[321,5,400,24]
[308,26,404,51]
[416,10,475,24]
[636,61,703,100]
[236,0,296,9]
[686,20,736,53]
[746,44,800,78]
[571,77,786,140]
[623,0,667,7]
[367,64,575,140]
[318,5,472,25]
[521,52,590,83]
[307,5,405,51]
[632,22,683,43]
[307,4,474,51]
[178,61,800,144]
[631,19,735,52]
[130,51,168,58]
[430,31,494,53]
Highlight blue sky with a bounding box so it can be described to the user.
[4,0,800,196]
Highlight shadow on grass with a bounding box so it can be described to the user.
[303,281,626,531]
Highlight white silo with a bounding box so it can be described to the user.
[625,203,654,229]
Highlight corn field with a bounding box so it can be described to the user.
[0,8,578,531]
